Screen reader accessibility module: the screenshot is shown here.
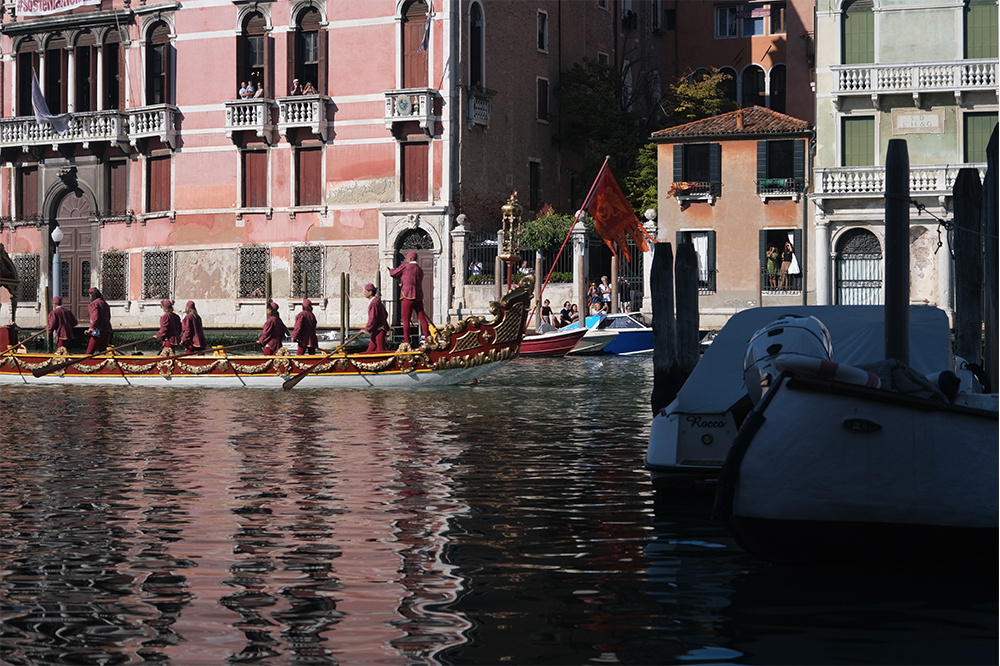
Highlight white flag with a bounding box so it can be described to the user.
[32,71,73,134]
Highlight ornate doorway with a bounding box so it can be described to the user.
[395,229,434,324]
[54,191,94,322]
[835,228,882,305]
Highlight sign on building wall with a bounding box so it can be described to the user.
[16,0,99,17]
[891,108,946,135]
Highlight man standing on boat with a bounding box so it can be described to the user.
[363,283,389,353]
[47,296,77,350]
[85,287,113,354]
[155,299,183,351]
[389,251,430,346]
[181,301,207,353]
[258,302,288,355]
[292,298,319,355]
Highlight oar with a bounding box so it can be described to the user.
[1,329,47,357]
[131,342,259,365]
[282,330,365,390]
[32,335,158,378]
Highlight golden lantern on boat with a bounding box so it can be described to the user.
[498,192,523,266]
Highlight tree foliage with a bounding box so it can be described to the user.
[624,142,659,216]
[521,209,591,252]
[659,68,739,125]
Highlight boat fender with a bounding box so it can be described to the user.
[925,370,961,401]
[774,354,880,389]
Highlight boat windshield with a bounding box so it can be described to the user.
[600,313,651,329]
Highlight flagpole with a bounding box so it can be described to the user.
[527,156,610,327]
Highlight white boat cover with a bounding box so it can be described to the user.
[675,305,952,415]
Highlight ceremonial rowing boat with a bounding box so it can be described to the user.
[0,279,533,389]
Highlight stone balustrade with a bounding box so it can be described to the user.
[831,58,997,107]
[225,98,275,144]
[815,164,988,196]
[276,94,330,141]
[0,110,128,150]
[383,88,436,136]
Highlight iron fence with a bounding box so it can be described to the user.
[760,267,802,293]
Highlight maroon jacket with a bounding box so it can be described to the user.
[292,310,318,347]
[181,313,207,349]
[47,306,78,341]
[365,296,389,334]
[258,315,288,351]
[157,312,183,345]
[389,261,424,300]
[88,298,112,334]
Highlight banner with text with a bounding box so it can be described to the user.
[17,0,99,17]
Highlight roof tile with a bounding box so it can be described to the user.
[652,106,812,139]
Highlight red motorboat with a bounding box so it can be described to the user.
[519,327,588,357]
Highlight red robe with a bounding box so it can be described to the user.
[87,297,113,353]
[181,313,207,350]
[292,309,318,352]
[389,261,424,300]
[47,306,77,346]
[258,315,288,354]
[157,312,183,346]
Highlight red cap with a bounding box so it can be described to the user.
[186,300,195,309]
[52,296,62,305]
[302,298,312,308]
[161,299,173,308]
[364,283,376,292]
[407,251,417,261]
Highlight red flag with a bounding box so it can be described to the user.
[586,167,654,262]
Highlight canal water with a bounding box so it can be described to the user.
[1,356,994,665]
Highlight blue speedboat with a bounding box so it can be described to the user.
[592,312,653,355]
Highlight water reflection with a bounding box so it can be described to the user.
[2,357,995,665]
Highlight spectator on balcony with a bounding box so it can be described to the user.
[302,81,317,95]
[289,79,303,96]
[246,81,255,98]
[779,241,794,288]
[766,245,780,288]
[239,82,249,99]
[253,84,265,99]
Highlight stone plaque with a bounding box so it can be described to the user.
[891,108,945,134]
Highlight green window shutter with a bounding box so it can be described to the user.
[793,139,806,186]
[966,0,999,59]
[964,113,998,163]
[707,231,717,292]
[759,230,767,286]
[709,143,721,194]
[673,145,684,182]
[842,0,874,65]
[842,116,874,167]
[757,141,768,181]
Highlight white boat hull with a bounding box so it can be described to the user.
[715,374,999,563]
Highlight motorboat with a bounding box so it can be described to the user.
[592,312,653,355]
[0,279,534,389]
[519,325,588,357]
[713,313,998,564]
[645,306,954,490]
[560,314,619,355]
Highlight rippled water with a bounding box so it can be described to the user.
[1,356,995,665]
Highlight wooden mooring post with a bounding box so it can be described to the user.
[675,242,701,378]
[884,139,910,365]
[982,127,998,393]
[650,241,700,415]
[953,168,983,366]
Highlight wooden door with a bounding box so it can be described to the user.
[55,191,93,322]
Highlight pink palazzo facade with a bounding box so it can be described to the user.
[1,0,664,332]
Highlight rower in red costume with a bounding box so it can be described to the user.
[47,296,77,350]
[258,302,288,355]
[292,298,319,355]
[389,251,430,346]
[363,283,389,352]
[181,300,207,353]
[85,287,113,354]
[156,299,183,350]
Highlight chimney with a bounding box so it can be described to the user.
[736,108,744,129]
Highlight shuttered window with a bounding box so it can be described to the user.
[243,150,268,208]
[676,230,717,292]
[842,0,874,65]
[146,22,172,105]
[45,36,68,114]
[17,39,38,116]
[103,33,123,110]
[672,143,721,195]
[964,113,998,163]
[238,12,269,98]
[296,146,322,206]
[403,0,429,88]
[401,142,429,202]
[75,31,97,112]
[289,8,327,95]
[109,161,128,215]
[147,154,172,213]
[966,0,999,59]
[18,166,39,220]
[842,116,875,167]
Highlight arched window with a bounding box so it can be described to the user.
[842,0,874,65]
[290,7,327,95]
[44,33,68,114]
[719,66,738,106]
[75,31,97,112]
[741,65,765,108]
[103,28,124,110]
[238,12,270,98]
[402,0,429,88]
[16,38,39,117]
[470,2,485,87]
[769,64,786,113]
[146,21,172,105]
[835,228,882,305]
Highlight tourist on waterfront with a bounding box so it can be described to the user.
[292,299,319,355]
[541,299,554,326]
[587,281,600,313]
[181,301,207,353]
[599,276,612,311]
[47,296,77,350]
[559,301,572,327]
[85,287,113,354]
[779,241,794,288]
[258,302,288,355]
[389,251,430,346]
[364,283,390,353]
[519,260,534,275]
[617,276,632,310]
[766,245,780,288]
[569,304,580,324]
[156,299,183,350]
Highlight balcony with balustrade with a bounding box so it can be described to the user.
[812,163,987,211]
[0,110,129,152]
[467,86,496,129]
[831,59,997,108]
[277,95,330,142]
[383,88,436,137]
[128,105,178,149]
[225,98,275,145]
